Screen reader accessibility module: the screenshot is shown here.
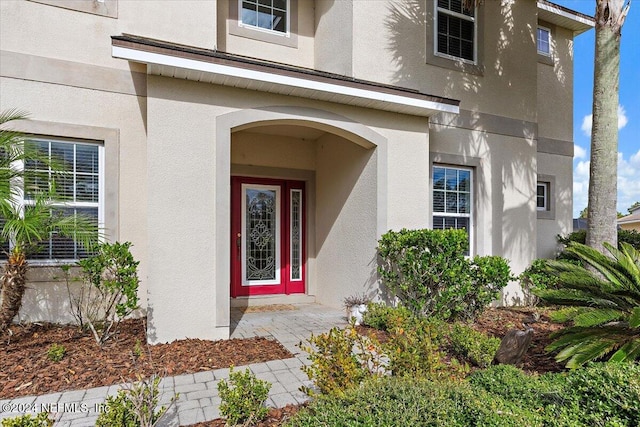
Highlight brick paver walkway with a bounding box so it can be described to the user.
[0,304,347,426]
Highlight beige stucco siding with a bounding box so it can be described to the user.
[0,1,216,71]
[0,75,149,323]
[351,0,538,123]
[537,152,573,258]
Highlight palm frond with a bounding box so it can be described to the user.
[572,308,625,327]
[610,339,640,362]
[565,243,632,289]
[630,307,640,328]
[563,339,620,369]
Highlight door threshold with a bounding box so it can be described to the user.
[230,294,316,308]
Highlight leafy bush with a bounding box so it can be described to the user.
[378,229,512,321]
[96,374,174,427]
[1,413,53,427]
[361,302,410,331]
[299,326,385,397]
[217,367,271,427]
[287,376,542,427]
[534,242,640,367]
[46,343,66,362]
[382,315,467,379]
[448,323,500,368]
[519,259,559,306]
[468,363,640,426]
[550,362,640,426]
[69,241,140,345]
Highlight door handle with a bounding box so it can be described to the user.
[236,233,241,258]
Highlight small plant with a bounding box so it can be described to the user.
[217,366,272,427]
[133,339,144,359]
[300,325,385,397]
[70,241,140,345]
[362,302,411,331]
[46,343,66,362]
[96,374,175,427]
[448,323,501,368]
[342,293,370,308]
[383,315,467,379]
[1,412,53,427]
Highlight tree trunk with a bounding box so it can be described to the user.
[0,251,28,333]
[586,0,629,252]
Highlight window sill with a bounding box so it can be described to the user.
[537,53,554,66]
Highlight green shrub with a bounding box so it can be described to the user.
[546,362,640,426]
[382,315,466,379]
[519,259,559,306]
[299,326,385,397]
[46,343,66,362]
[361,302,410,331]
[448,323,500,368]
[1,413,53,427]
[72,241,140,345]
[377,228,512,321]
[470,363,640,427]
[96,374,174,427]
[217,367,271,427]
[287,376,542,427]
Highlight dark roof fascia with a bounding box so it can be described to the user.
[111,34,460,108]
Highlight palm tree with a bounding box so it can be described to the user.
[0,110,99,333]
[535,242,640,368]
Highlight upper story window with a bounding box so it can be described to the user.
[2,138,104,262]
[240,0,288,34]
[432,165,473,255]
[436,0,476,62]
[537,26,551,56]
[536,182,549,211]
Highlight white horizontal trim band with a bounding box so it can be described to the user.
[537,1,595,27]
[112,46,459,116]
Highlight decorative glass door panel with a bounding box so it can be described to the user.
[231,177,306,297]
[242,184,281,285]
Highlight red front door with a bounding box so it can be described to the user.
[231,177,305,297]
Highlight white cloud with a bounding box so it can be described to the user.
[573,149,640,217]
[573,144,587,159]
[580,105,629,137]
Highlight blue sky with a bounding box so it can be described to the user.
[554,0,640,217]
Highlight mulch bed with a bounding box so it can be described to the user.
[1,318,293,399]
[2,307,569,427]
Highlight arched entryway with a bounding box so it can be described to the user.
[216,106,388,329]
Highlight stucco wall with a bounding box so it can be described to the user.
[0,75,148,323]
[536,152,573,259]
[351,0,539,123]
[315,133,378,308]
[0,0,216,71]
[429,121,537,304]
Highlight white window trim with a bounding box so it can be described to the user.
[434,0,478,64]
[431,165,474,255]
[238,0,291,38]
[11,138,105,265]
[537,25,551,56]
[536,182,549,211]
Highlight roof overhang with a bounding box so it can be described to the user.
[537,1,595,35]
[112,35,459,118]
